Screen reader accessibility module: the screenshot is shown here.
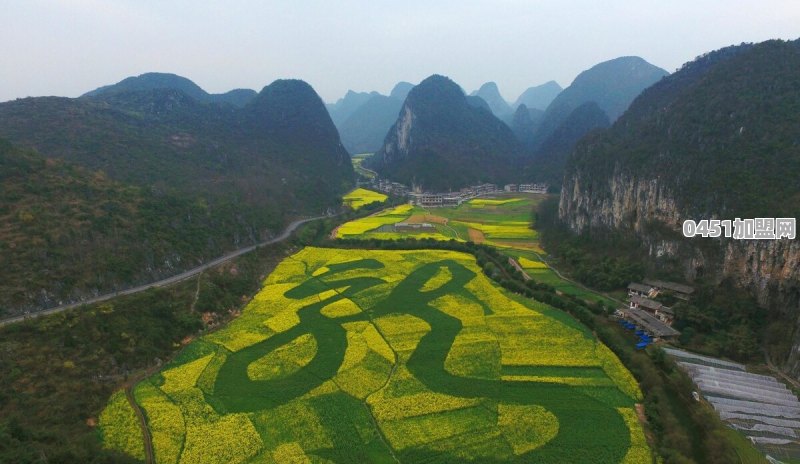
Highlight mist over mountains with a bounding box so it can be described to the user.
[333,55,668,191]
[513,81,563,110]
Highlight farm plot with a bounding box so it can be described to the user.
[335,194,541,244]
[335,204,415,237]
[336,194,617,308]
[512,251,617,306]
[342,188,387,210]
[101,247,649,463]
[335,204,456,240]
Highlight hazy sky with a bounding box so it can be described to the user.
[2,0,799,104]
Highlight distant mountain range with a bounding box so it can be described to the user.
[333,82,415,154]
[523,56,668,185]
[325,90,381,127]
[366,75,523,190]
[342,57,668,191]
[470,82,513,120]
[84,72,258,107]
[0,74,353,312]
[532,57,668,149]
[389,81,414,101]
[512,81,563,111]
[330,80,563,155]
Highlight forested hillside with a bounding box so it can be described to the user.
[0,78,354,314]
[559,39,800,371]
[367,75,524,190]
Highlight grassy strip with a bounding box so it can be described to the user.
[331,236,761,464]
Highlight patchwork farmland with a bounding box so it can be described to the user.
[335,196,538,246]
[100,247,649,463]
[337,194,616,306]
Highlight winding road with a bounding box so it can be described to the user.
[0,215,329,328]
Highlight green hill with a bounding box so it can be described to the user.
[0,78,354,314]
[533,57,667,149]
[83,72,257,107]
[0,138,250,314]
[527,101,610,185]
[559,39,800,372]
[510,104,544,147]
[563,41,800,221]
[367,75,524,190]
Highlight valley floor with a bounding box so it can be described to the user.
[101,247,649,463]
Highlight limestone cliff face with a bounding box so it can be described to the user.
[557,39,800,375]
[560,167,800,374]
[367,74,523,191]
[384,104,414,157]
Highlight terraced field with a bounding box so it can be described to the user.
[101,247,649,463]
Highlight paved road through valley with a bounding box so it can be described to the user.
[0,215,328,327]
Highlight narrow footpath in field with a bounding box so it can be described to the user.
[528,250,625,306]
[125,383,154,464]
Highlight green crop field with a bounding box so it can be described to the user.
[511,251,617,306]
[342,188,388,210]
[101,247,649,463]
[351,154,377,179]
[334,195,621,308]
[335,204,458,241]
[335,194,542,245]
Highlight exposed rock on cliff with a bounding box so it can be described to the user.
[367,74,523,190]
[559,39,800,375]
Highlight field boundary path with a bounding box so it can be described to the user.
[125,381,154,464]
[508,257,532,281]
[0,215,329,327]
[528,250,625,306]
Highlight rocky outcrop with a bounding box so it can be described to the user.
[560,168,800,374]
[367,74,523,190]
[558,39,800,376]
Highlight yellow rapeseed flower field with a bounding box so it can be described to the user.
[98,391,146,460]
[160,353,214,394]
[342,188,388,210]
[518,256,548,269]
[498,403,559,454]
[468,198,524,206]
[104,247,647,463]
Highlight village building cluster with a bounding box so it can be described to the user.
[616,279,694,343]
[408,183,550,207]
[358,166,549,207]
